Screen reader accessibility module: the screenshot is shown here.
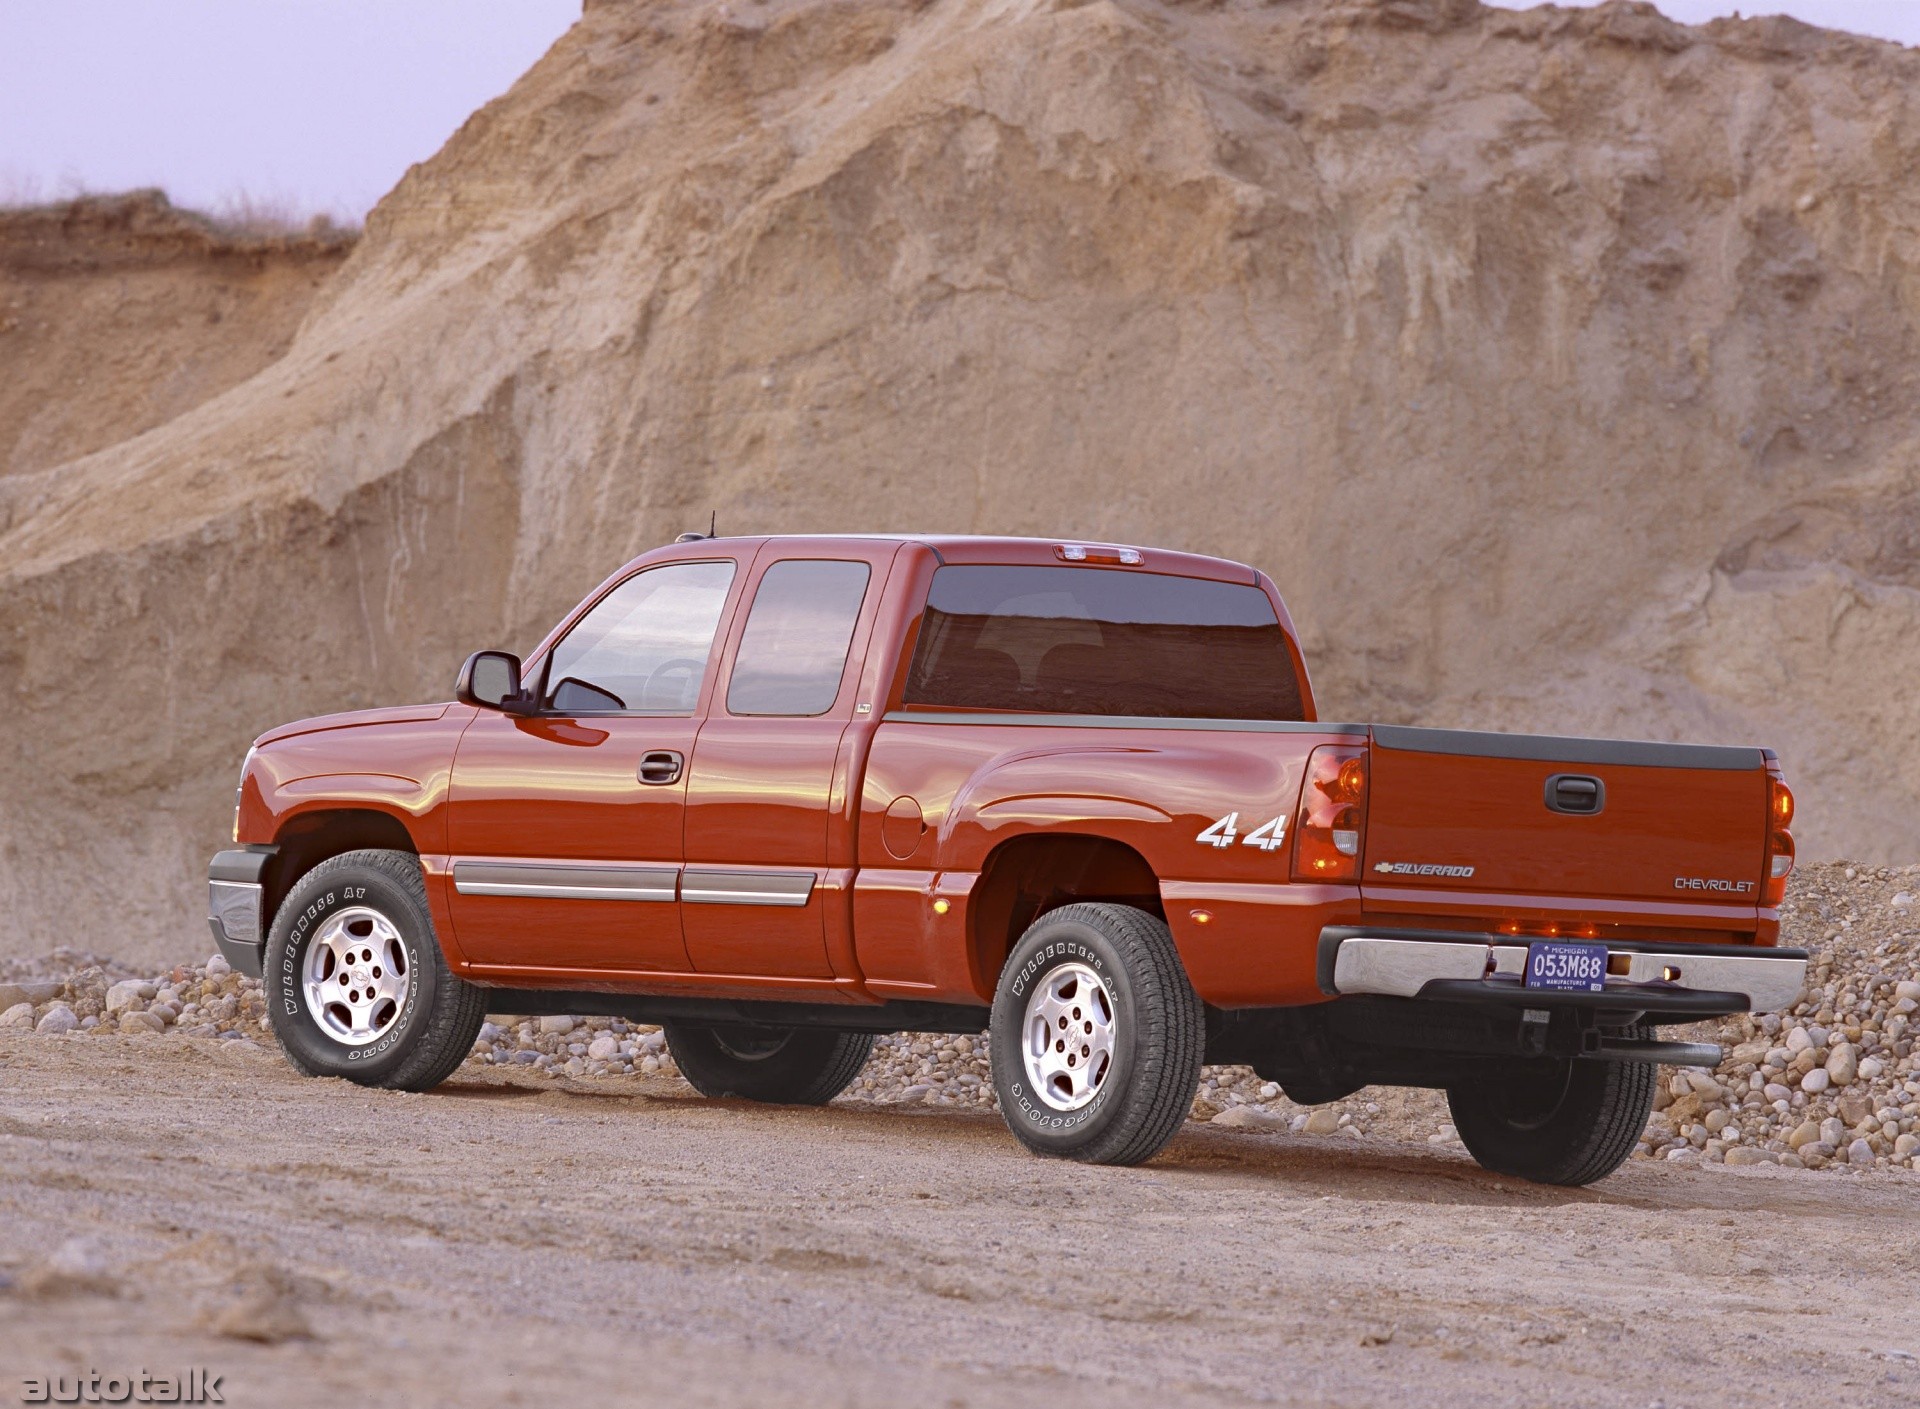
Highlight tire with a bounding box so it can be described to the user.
[663,1022,874,1105]
[1445,1030,1658,1186]
[988,902,1203,1166]
[264,848,487,1092]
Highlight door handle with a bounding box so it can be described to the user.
[638,750,684,786]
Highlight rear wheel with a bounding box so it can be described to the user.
[1446,1031,1656,1186]
[988,902,1203,1165]
[663,1022,873,1105]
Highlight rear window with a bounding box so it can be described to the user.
[902,566,1305,720]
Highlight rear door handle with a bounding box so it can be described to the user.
[1544,773,1605,815]
[638,750,683,785]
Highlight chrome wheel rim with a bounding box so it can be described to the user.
[303,906,410,1047]
[1021,962,1116,1112]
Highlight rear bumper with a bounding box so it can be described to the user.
[206,848,276,978]
[1319,927,1806,1016]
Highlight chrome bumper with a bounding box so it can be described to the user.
[1325,932,1806,1014]
[206,848,275,978]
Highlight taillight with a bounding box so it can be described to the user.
[1292,744,1368,882]
[1764,772,1795,906]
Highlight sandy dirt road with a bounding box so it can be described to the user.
[2,1034,1917,1408]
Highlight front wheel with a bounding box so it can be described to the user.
[1446,1032,1657,1186]
[264,848,487,1091]
[662,1022,874,1104]
[988,902,1203,1166]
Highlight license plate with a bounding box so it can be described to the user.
[1524,940,1607,993]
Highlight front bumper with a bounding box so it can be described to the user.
[1319,927,1807,1016]
[206,847,276,978]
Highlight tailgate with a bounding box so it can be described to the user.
[1363,726,1770,909]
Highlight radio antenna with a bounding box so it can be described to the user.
[709,509,717,538]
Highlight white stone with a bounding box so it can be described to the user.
[538,1015,575,1036]
[1801,1068,1831,1093]
[205,955,232,979]
[35,1005,78,1035]
[1826,1044,1858,1086]
[105,980,155,1014]
[1785,1027,1815,1054]
[1847,1138,1876,1166]
[587,1035,619,1061]
[1859,1056,1885,1081]
[0,1002,33,1029]
[1303,1109,1341,1135]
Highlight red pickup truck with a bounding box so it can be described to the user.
[208,534,1806,1184]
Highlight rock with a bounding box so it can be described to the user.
[538,1015,575,1036]
[1895,1133,1920,1160]
[1723,1147,1776,1166]
[1764,1082,1792,1104]
[35,1005,78,1036]
[0,1002,34,1029]
[1303,1109,1342,1135]
[1787,1120,1823,1150]
[587,1035,618,1060]
[208,1264,311,1344]
[19,1237,117,1298]
[1837,1093,1873,1126]
[1703,1108,1731,1133]
[1859,1056,1885,1081]
[1801,1068,1831,1094]
[1825,1044,1858,1086]
[104,979,155,1013]
[0,983,31,1011]
[1896,981,1920,1003]
[1785,1026,1815,1054]
[205,955,232,979]
[1821,1117,1847,1146]
[117,1011,164,1034]
[1848,1138,1876,1166]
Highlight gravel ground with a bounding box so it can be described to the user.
[5,863,1916,1174]
[4,1029,1920,1408]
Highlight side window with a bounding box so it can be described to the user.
[541,560,736,713]
[726,560,872,717]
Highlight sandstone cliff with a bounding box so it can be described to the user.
[2,0,1917,965]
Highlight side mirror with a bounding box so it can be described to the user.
[456,650,535,713]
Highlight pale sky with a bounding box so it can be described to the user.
[0,1,1913,226]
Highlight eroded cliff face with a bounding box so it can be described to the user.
[2,0,1916,964]
[0,192,354,475]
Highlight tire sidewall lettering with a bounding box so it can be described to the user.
[998,927,1116,1133]
[271,870,426,1074]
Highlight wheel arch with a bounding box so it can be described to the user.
[965,831,1164,997]
[264,806,420,933]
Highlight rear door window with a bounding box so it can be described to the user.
[726,560,872,716]
[903,565,1304,720]
[541,560,736,713]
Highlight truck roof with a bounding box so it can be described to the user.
[651,533,1263,583]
